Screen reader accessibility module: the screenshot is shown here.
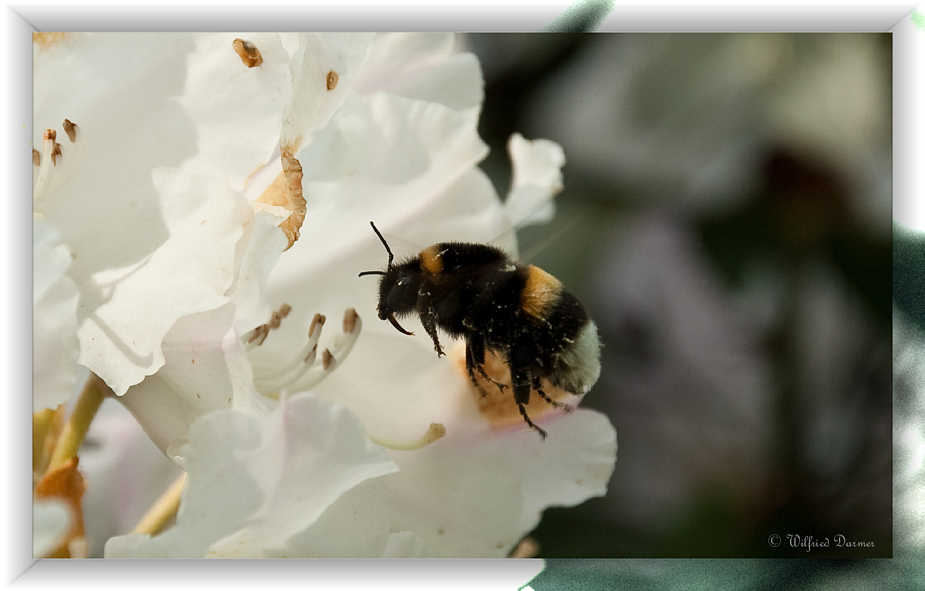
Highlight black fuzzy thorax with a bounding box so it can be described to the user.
[402,242,590,390]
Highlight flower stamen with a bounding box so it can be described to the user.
[251,308,361,394]
[243,303,292,349]
[33,121,78,213]
[369,422,447,451]
[252,312,324,380]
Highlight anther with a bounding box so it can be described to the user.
[244,304,292,348]
[34,127,67,211]
[343,308,358,333]
[232,38,263,68]
[369,423,447,451]
[309,313,325,339]
[326,70,339,91]
[252,312,325,379]
[42,129,62,167]
[33,148,40,167]
[63,119,78,143]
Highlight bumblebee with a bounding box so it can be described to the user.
[359,221,601,439]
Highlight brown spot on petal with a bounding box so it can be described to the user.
[451,344,574,431]
[34,457,86,558]
[233,38,263,68]
[326,70,339,90]
[33,33,69,48]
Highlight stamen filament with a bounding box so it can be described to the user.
[131,472,188,536]
[33,129,61,211]
[252,313,324,379]
[46,373,110,474]
[282,310,361,392]
[253,309,361,394]
[253,344,317,392]
[369,422,446,451]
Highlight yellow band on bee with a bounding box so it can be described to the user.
[520,265,562,318]
[420,245,444,274]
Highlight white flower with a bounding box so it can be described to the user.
[33,33,284,396]
[36,32,617,558]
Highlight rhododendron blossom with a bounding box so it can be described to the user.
[33,32,617,559]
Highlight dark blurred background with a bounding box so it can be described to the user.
[462,33,893,560]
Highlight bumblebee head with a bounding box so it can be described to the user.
[358,221,416,336]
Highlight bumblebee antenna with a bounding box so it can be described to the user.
[358,221,394,277]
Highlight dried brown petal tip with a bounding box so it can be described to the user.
[233,38,263,68]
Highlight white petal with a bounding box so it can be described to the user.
[226,211,289,336]
[116,303,243,455]
[504,410,617,533]
[33,499,70,558]
[105,393,397,558]
[280,33,374,153]
[114,208,286,455]
[176,33,293,190]
[357,33,484,114]
[76,169,250,395]
[312,327,616,557]
[33,219,80,411]
[266,479,393,558]
[504,133,566,228]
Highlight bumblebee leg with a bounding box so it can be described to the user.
[512,367,547,440]
[466,338,507,392]
[532,375,574,413]
[466,338,492,397]
[419,306,444,357]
